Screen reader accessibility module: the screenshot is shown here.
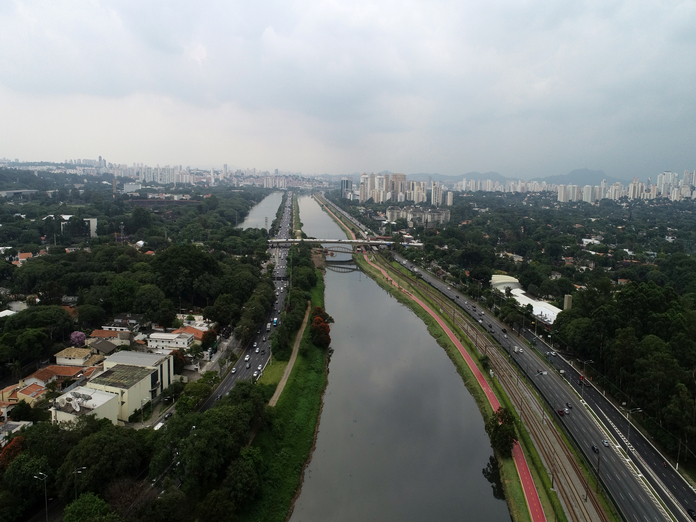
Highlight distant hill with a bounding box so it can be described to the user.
[532,169,624,186]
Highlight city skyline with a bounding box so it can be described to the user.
[1,2,696,180]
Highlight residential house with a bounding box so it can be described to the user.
[87,330,132,346]
[54,347,92,367]
[91,339,118,356]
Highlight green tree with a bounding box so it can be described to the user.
[63,492,122,522]
[484,407,518,458]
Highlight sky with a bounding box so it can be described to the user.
[1,0,695,180]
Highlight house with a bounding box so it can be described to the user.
[54,347,93,367]
[12,252,33,267]
[21,365,82,389]
[103,351,175,396]
[51,386,119,425]
[102,313,144,332]
[86,365,157,422]
[171,325,206,343]
[16,383,47,406]
[87,330,132,346]
[146,332,194,351]
[91,339,118,356]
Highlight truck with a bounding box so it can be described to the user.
[513,346,519,353]
[267,323,271,332]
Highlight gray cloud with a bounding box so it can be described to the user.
[1,0,695,179]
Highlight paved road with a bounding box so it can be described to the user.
[393,253,676,522]
[196,192,295,411]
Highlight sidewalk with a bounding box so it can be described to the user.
[269,302,311,406]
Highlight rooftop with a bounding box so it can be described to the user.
[26,365,82,384]
[90,364,154,389]
[106,351,168,368]
[54,386,118,416]
[54,347,92,360]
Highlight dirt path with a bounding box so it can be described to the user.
[269,301,311,406]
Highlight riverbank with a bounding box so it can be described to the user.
[314,194,550,522]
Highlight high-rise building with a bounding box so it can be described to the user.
[431,182,443,207]
[340,179,353,199]
[446,191,454,206]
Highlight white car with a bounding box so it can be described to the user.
[244,354,250,362]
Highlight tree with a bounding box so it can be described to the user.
[201,329,217,350]
[484,407,518,458]
[76,304,107,328]
[71,331,86,347]
[0,435,24,470]
[9,400,35,422]
[170,350,186,375]
[57,426,146,499]
[63,492,122,522]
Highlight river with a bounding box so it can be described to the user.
[239,191,284,229]
[290,195,510,522]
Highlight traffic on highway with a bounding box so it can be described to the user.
[393,252,696,522]
[199,192,295,411]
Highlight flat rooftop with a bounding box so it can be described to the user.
[89,364,154,389]
[106,351,167,367]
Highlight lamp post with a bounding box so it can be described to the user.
[73,466,87,501]
[33,471,48,522]
[620,407,642,444]
[578,359,594,401]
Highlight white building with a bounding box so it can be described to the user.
[146,332,194,351]
[103,351,176,395]
[52,386,119,425]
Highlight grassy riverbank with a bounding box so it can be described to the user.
[236,272,328,521]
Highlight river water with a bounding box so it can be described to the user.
[290,195,509,522]
[239,191,283,229]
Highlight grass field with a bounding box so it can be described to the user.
[257,358,288,386]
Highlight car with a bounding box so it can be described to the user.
[231,367,237,374]
[519,348,524,354]
[601,439,609,447]
[591,445,600,454]
[244,354,250,361]
[262,336,266,342]
[253,341,257,348]
[253,370,259,378]
[257,364,262,371]
[216,394,222,401]
[501,328,507,333]
[503,334,507,339]
[550,351,556,356]
[687,508,696,519]
[557,409,564,416]
[261,350,265,354]
[564,408,570,415]
[478,319,483,324]
[164,412,173,420]
[456,295,459,299]
[246,362,251,368]
[566,402,572,409]
[255,347,260,353]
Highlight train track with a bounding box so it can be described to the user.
[372,256,612,522]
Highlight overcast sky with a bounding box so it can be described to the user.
[1,1,695,180]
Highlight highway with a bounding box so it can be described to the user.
[392,252,684,522]
[199,192,295,411]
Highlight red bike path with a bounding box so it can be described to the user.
[317,198,547,522]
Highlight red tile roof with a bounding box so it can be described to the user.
[172,325,205,342]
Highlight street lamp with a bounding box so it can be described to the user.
[33,471,48,522]
[620,407,642,444]
[73,466,87,501]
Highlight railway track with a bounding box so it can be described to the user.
[373,256,612,522]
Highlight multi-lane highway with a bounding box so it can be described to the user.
[392,252,691,522]
[199,192,295,411]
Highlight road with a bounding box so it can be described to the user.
[198,192,295,412]
[392,253,680,522]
